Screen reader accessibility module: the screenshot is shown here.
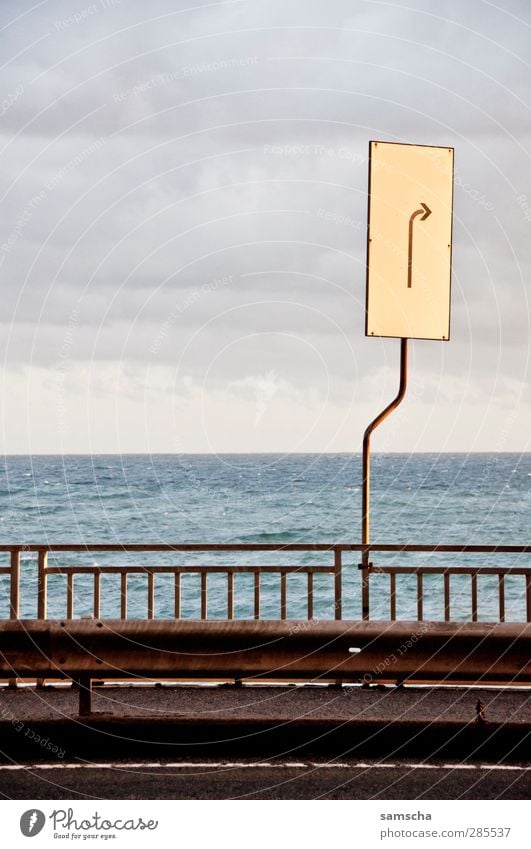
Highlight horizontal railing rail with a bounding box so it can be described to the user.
[3,543,531,551]
[1,543,530,623]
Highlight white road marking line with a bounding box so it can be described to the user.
[0,762,528,771]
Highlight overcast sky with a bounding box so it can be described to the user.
[1,0,530,454]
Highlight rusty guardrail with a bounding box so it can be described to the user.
[1,619,530,714]
[1,543,531,623]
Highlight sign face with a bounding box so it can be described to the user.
[365,141,454,341]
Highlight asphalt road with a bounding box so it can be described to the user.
[2,683,529,723]
[1,684,529,763]
[0,761,529,799]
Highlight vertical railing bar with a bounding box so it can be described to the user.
[389,572,396,621]
[8,549,20,687]
[498,573,505,623]
[334,548,342,620]
[37,550,48,619]
[307,571,313,620]
[36,550,48,687]
[444,572,450,622]
[416,572,423,621]
[471,573,478,622]
[254,571,260,620]
[227,571,234,620]
[174,572,181,619]
[201,571,207,620]
[280,571,287,620]
[361,546,370,621]
[66,573,74,619]
[10,549,20,620]
[120,573,127,619]
[527,575,531,623]
[147,571,155,620]
[93,572,101,619]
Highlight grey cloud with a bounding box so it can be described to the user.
[1,0,530,450]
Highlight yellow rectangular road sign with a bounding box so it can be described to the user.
[365,141,454,341]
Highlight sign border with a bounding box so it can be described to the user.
[364,139,455,342]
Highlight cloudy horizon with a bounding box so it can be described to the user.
[1,0,530,454]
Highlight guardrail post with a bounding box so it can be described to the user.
[78,676,92,716]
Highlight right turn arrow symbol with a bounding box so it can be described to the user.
[407,202,431,288]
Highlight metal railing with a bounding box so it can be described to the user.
[35,547,341,622]
[1,543,531,623]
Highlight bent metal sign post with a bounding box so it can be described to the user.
[360,140,454,571]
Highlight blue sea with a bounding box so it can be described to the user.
[0,453,530,621]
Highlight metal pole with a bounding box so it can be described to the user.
[361,338,408,619]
